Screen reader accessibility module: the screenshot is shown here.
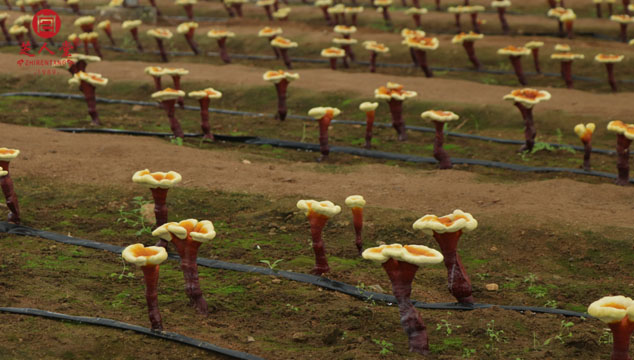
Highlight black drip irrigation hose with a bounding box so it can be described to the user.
[0,307,265,360]
[0,222,590,318]
[0,91,616,156]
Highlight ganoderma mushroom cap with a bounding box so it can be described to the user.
[68,71,109,86]
[332,38,358,45]
[607,121,634,140]
[595,54,625,63]
[588,296,634,323]
[0,148,20,160]
[73,16,95,27]
[334,25,357,35]
[297,199,342,218]
[525,41,544,49]
[403,36,439,50]
[176,0,196,4]
[78,32,99,42]
[554,44,571,52]
[421,110,460,122]
[362,243,444,266]
[122,19,142,29]
[373,0,392,7]
[152,219,217,242]
[321,47,346,58]
[559,9,577,22]
[0,13,8,22]
[374,83,417,101]
[161,67,189,76]
[177,22,199,33]
[503,88,551,108]
[0,167,7,177]
[405,7,428,15]
[273,7,292,18]
[270,36,298,48]
[497,45,531,56]
[68,33,78,42]
[345,6,364,14]
[13,15,32,25]
[451,31,484,44]
[147,28,173,39]
[610,14,634,23]
[308,106,342,119]
[630,39,634,46]
[151,88,186,101]
[314,0,332,6]
[122,243,168,266]
[345,195,366,208]
[9,25,28,35]
[144,66,165,76]
[258,26,282,37]
[547,7,568,18]
[67,0,78,3]
[401,28,426,38]
[574,123,595,141]
[491,0,511,8]
[109,0,124,6]
[363,41,390,53]
[69,53,102,63]
[132,169,182,188]
[207,29,235,38]
[188,88,222,99]
[413,210,478,236]
[328,4,345,14]
[256,0,275,6]
[551,52,585,61]
[97,20,111,29]
[359,102,379,112]
[263,69,299,83]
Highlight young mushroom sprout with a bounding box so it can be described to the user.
[315,0,334,26]
[452,32,484,70]
[0,148,21,224]
[345,195,366,254]
[362,244,444,354]
[405,7,427,29]
[359,101,379,148]
[147,28,173,63]
[413,210,478,304]
[297,200,341,275]
[374,0,393,27]
[188,88,222,140]
[152,219,216,315]
[69,71,108,125]
[503,88,552,152]
[308,107,342,162]
[607,120,634,185]
[122,244,168,331]
[363,41,389,73]
[524,41,544,73]
[132,169,182,233]
[161,68,188,108]
[177,22,200,55]
[152,88,187,139]
[491,0,511,34]
[321,47,347,70]
[176,0,196,19]
[595,54,624,91]
[270,36,298,69]
[345,6,363,26]
[550,52,584,89]
[263,69,299,121]
[258,27,283,59]
[375,82,417,141]
[421,110,460,169]
[588,296,634,360]
[122,20,143,52]
[402,36,439,77]
[573,123,595,171]
[0,14,10,44]
[610,14,634,42]
[256,0,276,20]
[497,45,531,85]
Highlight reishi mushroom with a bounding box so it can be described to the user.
[258,26,283,59]
[491,0,511,34]
[132,169,182,232]
[405,7,428,29]
[594,0,604,18]
[524,41,544,74]
[152,88,187,139]
[144,66,165,91]
[332,38,357,64]
[610,14,634,42]
[9,25,27,45]
[402,36,439,78]
[0,148,21,224]
[176,22,200,55]
[147,28,173,63]
[559,9,576,39]
[328,4,345,25]
[188,88,222,140]
[176,0,196,19]
[363,41,389,73]
[122,20,143,52]
[374,0,393,27]
[374,82,417,141]
[225,0,247,17]
[321,47,347,70]
[256,0,276,20]
[315,0,334,25]
[573,123,595,171]
[465,5,485,33]
[345,195,366,254]
[308,107,342,162]
[69,71,108,125]
[413,210,478,304]
[296,199,341,275]
[270,36,298,69]
[263,69,299,121]
[122,243,168,331]
[401,29,426,67]
[359,101,379,148]
[362,243,444,354]
[421,110,460,169]
[14,15,37,48]
[588,296,634,360]
[152,219,216,315]
[452,32,484,70]
[57,53,100,75]
[550,52,584,89]
[345,6,363,26]
[595,54,624,91]
[161,68,189,109]
[547,7,568,37]
[68,33,81,49]
[97,20,116,46]
[607,120,634,185]
[0,14,10,44]
[273,7,291,20]
[497,45,531,85]
[74,15,95,33]
[78,32,102,58]
[503,88,552,152]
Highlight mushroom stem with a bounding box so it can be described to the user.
[595,3,602,18]
[462,41,480,70]
[432,231,473,303]
[557,20,564,37]
[470,13,480,33]
[184,30,200,55]
[605,63,618,92]
[197,97,214,140]
[364,110,375,148]
[80,24,93,33]
[103,28,116,46]
[497,7,510,34]
[609,319,634,360]
[615,134,632,186]
[412,0,419,6]
[409,48,418,67]
[183,4,194,19]
[307,213,331,274]
[231,3,243,17]
[3,0,11,10]
[91,39,103,59]
[560,60,574,88]
[625,0,631,15]
[154,38,168,63]
[530,48,541,74]
[171,237,208,315]
[329,58,338,70]
[619,23,628,43]
[547,0,556,8]
[70,3,80,14]
[454,13,462,31]
[267,36,280,58]
[350,13,358,26]
[581,138,592,171]
[608,2,613,16]
[320,7,333,26]
[149,187,169,230]
[222,0,235,17]
[388,99,407,141]
[414,49,433,78]
[369,51,377,72]
[565,20,574,39]
[130,28,143,52]
[171,76,185,109]
[216,38,231,63]
[514,102,535,152]
[412,14,422,28]
[141,264,163,331]
[83,40,90,55]
[279,48,292,69]
[0,161,20,224]
[351,207,363,254]
[435,0,440,10]
[342,44,355,62]
[263,5,273,20]
[152,76,162,91]
[79,80,100,126]
[509,56,527,85]
[380,7,392,27]
[162,99,184,139]
[148,0,162,16]
[275,79,289,121]
[318,112,333,162]
[433,121,452,169]
[382,259,430,355]
[0,22,10,44]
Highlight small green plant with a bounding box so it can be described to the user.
[111,290,131,308]
[523,273,537,284]
[259,259,283,271]
[436,319,461,336]
[527,285,549,299]
[372,339,394,355]
[542,320,574,345]
[475,273,490,280]
[117,196,153,236]
[110,258,135,280]
[286,303,299,312]
[462,347,476,358]
[170,137,184,146]
[519,142,575,161]
[599,328,613,345]
[484,320,506,351]
[543,299,558,308]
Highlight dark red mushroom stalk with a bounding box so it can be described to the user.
[0,148,21,224]
[144,66,164,91]
[80,32,103,59]
[452,32,484,70]
[608,0,616,16]
[421,110,460,169]
[547,7,568,37]
[574,123,595,171]
[153,219,216,315]
[297,199,342,274]
[0,15,10,44]
[403,36,438,78]
[226,0,247,17]
[524,41,544,73]
[560,10,576,39]
[148,0,163,16]
[263,70,299,121]
[401,29,426,67]
[2,0,10,10]
[435,0,441,10]
[132,169,182,234]
[258,27,283,59]
[97,20,116,46]
[374,0,393,27]
[221,0,235,17]
[334,25,357,56]
[147,28,173,63]
[413,210,478,304]
[122,244,168,331]
[188,88,222,140]
[14,15,38,48]
[176,0,196,19]
[588,296,634,360]
[363,41,389,73]
[497,45,530,85]
[363,244,444,354]
[551,52,584,89]
[503,88,551,152]
[207,29,234,64]
[162,68,188,109]
[74,15,95,33]
[465,5,485,33]
[8,25,27,45]
[328,4,346,25]
[315,0,334,26]
[122,20,144,52]
[345,6,363,26]
[492,0,511,34]
[332,38,357,63]
[607,121,634,186]
[27,0,41,13]
[56,53,101,75]
[448,6,465,32]
[359,102,379,148]
[69,71,109,126]
[405,7,428,28]
[375,82,417,141]
[308,107,342,162]
[256,0,276,20]
[611,15,634,42]
[67,0,80,13]
[595,54,624,91]
[594,0,603,18]
[151,88,186,139]
[177,22,200,55]
[345,195,366,255]
[270,36,298,69]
